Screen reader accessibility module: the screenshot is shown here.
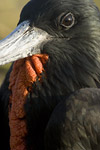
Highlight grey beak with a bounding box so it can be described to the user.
[0,21,50,65]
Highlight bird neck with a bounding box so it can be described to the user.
[8,54,48,150]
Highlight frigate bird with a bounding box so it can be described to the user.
[0,0,100,150]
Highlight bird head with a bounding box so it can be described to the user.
[0,0,100,94]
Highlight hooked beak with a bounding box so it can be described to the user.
[0,21,50,65]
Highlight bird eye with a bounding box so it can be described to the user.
[59,12,75,29]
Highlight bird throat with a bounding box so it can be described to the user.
[9,54,49,150]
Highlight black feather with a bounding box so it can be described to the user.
[1,0,100,150]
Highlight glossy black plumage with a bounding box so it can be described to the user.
[45,88,100,150]
[0,0,100,150]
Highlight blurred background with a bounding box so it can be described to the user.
[0,0,28,84]
[0,0,100,85]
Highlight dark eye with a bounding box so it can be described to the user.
[59,12,75,29]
